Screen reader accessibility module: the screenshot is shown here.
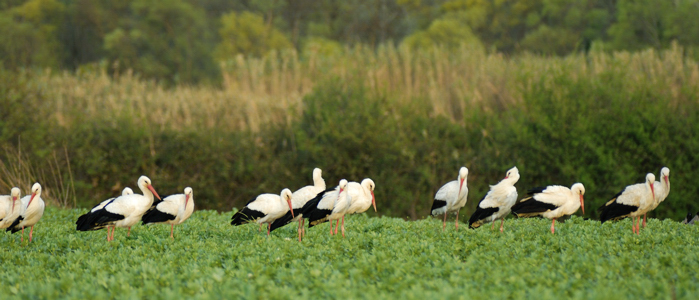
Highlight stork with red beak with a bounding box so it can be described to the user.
[346,178,377,230]
[142,187,195,239]
[599,173,655,234]
[231,188,294,236]
[430,167,469,230]
[511,183,585,234]
[643,167,670,227]
[6,183,45,242]
[76,176,161,241]
[0,187,21,229]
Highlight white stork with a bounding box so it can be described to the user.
[303,179,351,237]
[142,187,195,239]
[431,167,468,230]
[269,168,326,241]
[468,166,520,232]
[0,187,21,229]
[599,173,655,234]
[76,187,133,240]
[76,176,161,241]
[644,167,670,227]
[346,178,376,215]
[511,183,585,234]
[231,188,294,236]
[6,183,45,242]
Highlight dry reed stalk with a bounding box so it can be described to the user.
[33,44,699,133]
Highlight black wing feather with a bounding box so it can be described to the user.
[430,200,447,215]
[231,207,266,226]
[142,207,176,224]
[511,197,558,217]
[6,216,24,233]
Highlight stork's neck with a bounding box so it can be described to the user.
[140,185,155,205]
[315,177,326,190]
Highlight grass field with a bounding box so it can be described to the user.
[1,207,697,299]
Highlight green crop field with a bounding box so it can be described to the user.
[1,207,697,299]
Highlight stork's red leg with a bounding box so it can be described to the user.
[443,212,447,231]
[29,226,34,243]
[551,218,556,234]
[500,219,504,233]
[170,224,175,239]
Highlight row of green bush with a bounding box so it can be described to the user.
[1,66,697,221]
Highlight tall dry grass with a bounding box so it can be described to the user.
[39,43,699,133]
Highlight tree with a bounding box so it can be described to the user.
[401,16,483,51]
[103,0,217,84]
[214,10,293,60]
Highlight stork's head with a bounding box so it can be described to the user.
[504,166,520,183]
[571,183,585,214]
[184,187,193,208]
[660,167,670,186]
[646,173,656,199]
[281,188,294,218]
[138,175,161,200]
[28,183,41,207]
[362,178,377,212]
[10,187,20,211]
[122,187,134,196]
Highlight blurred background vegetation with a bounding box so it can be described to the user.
[1,0,698,221]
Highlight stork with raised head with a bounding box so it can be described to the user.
[644,167,670,227]
[76,176,161,241]
[304,179,351,237]
[468,166,520,232]
[0,187,21,229]
[6,183,45,242]
[268,168,326,241]
[511,183,585,234]
[142,187,195,239]
[231,188,294,236]
[599,173,655,234]
[431,167,468,230]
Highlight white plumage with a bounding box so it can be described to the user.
[104,176,160,236]
[289,168,326,240]
[75,176,161,241]
[468,166,520,232]
[512,183,585,234]
[327,180,352,237]
[7,183,45,242]
[0,187,21,229]
[346,178,376,215]
[431,167,468,230]
[599,173,655,234]
[142,187,195,239]
[231,188,294,235]
[644,167,670,227]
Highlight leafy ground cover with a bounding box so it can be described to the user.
[1,207,697,299]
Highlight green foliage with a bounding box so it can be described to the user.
[0,0,65,69]
[401,16,484,51]
[103,0,218,84]
[214,10,293,60]
[0,208,698,299]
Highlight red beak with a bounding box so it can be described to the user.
[580,194,585,215]
[148,184,161,200]
[28,193,36,207]
[185,194,190,208]
[650,184,655,199]
[287,196,294,218]
[371,191,376,212]
[458,178,465,195]
[12,196,17,211]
